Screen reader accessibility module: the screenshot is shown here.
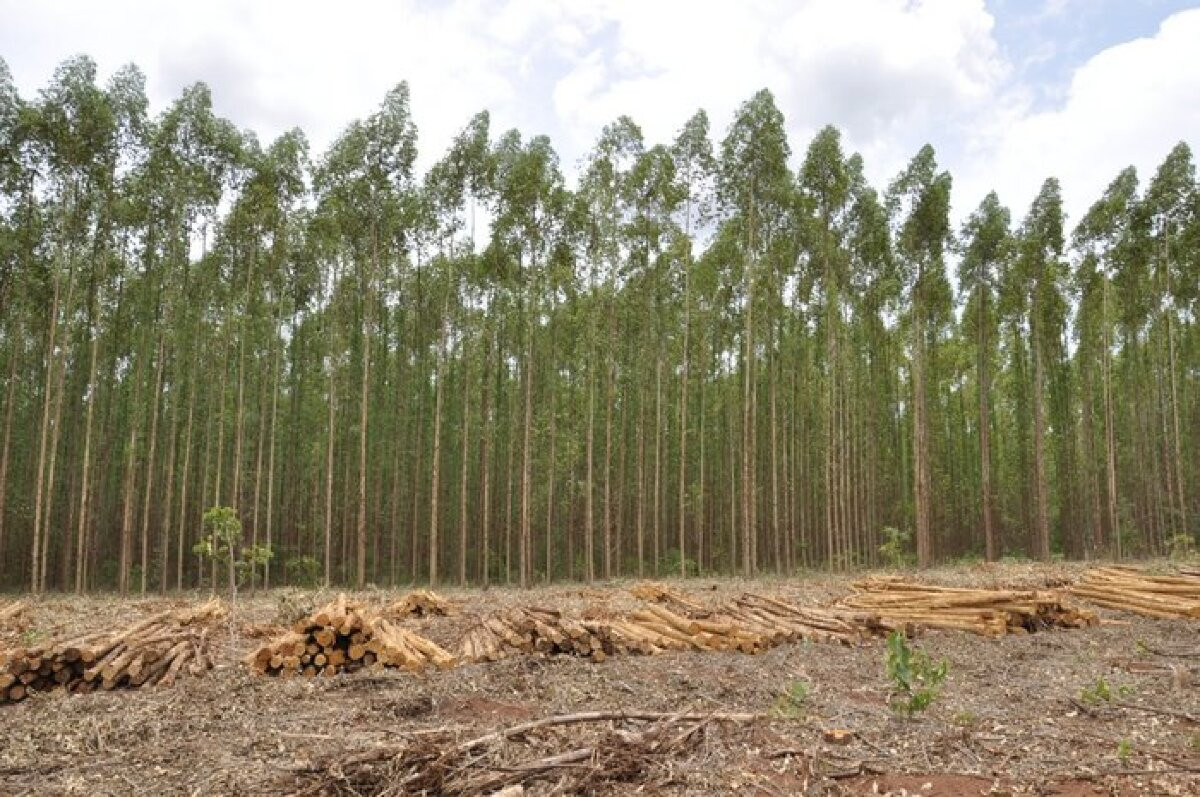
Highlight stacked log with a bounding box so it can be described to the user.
[246,594,455,677]
[839,579,1098,636]
[628,582,709,614]
[457,607,620,663]
[0,598,225,703]
[1069,566,1200,619]
[0,600,28,629]
[387,589,454,618]
[719,593,895,644]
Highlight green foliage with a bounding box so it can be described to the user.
[770,679,810,719]
[1166,533,1196,561]
[1116,738,1132,763]
[885,631,948,717]
[1079,677,1112,704]
[660,548,699,578]
[284,555,321,587]
[878,527,915,568]
[1079,677,1133,704]
[195,506,243,562]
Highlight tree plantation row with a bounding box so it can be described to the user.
[0,55,1197,594]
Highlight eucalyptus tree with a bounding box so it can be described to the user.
[578,116,642,580]
[624,143,682,573]
[139,83,240,593]
[798,126,855,568]
[315,82,416,587]
[1074,167,1140,556]
[718,89,792,575]
[958,192,1012,560]
[670,110,715,576]
[1013,178,1068,561]
[886,145,952,566]
[0,57,30,577]
[489,130,564,587]
[1142,143,1195,537]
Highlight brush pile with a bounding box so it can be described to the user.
[457,607,621,662]
[838,578,1098,635]
[1069,566,1200,619]
[387,589,455,618]
[289,710,758,796]
[246,594,455,677]
[0,599,225,703]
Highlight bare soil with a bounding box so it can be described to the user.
[1,562,1198,796]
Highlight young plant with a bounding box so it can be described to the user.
[193,506,271,603]
[770,679,810,719]
[878,527,915,568]
[885,631,948,717]
[1079,676,1112,704]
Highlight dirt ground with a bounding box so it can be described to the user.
[1,562,1198,796]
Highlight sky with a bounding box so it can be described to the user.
[1,0,1198,227]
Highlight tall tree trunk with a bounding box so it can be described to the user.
[176,369,197,589]
[913,278,932,568]
[677,260,690,578]
[585,347,595,582]
[1102,282,1119,557]
[139,335,166,594]
[0,348,17,571]
[653,354,663,574]
[458,340,471,587]
[1032,318,1051,562]
[159,366,179,595]
[519,306,534,589]
[31,274,62,593]
[979,287,996,561]
[263,316,281,589]
[430,311,446,589]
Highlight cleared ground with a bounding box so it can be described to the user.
[1,562,1198,796]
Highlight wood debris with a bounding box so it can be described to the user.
[715,593,895,644]
[1069,566,1200,619]
[246,593,455,677]
[839,578,1098,636]
[0,600,29,628]
[0,598,225,703]
[457,607,620,662]
[387,589,455,618]
[629,582,709,614]
[290,710,758,796]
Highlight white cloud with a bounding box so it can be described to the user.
[956,8,1200,224]
[0,0,1195,232]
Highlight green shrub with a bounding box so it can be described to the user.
[878,527,915,568]
[284,554,321,587]
[885,631,948,716]
[770,679,810,719]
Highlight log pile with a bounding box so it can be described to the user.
[0,599,225,703]
[457,607,620,662]
[629,582,709,614]
[388,589,455,618]
[718,593,894,644]
[0,600,29,630]
[839,579,1098,636]
[1070,566,1200,619]
[246,594,455,677]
